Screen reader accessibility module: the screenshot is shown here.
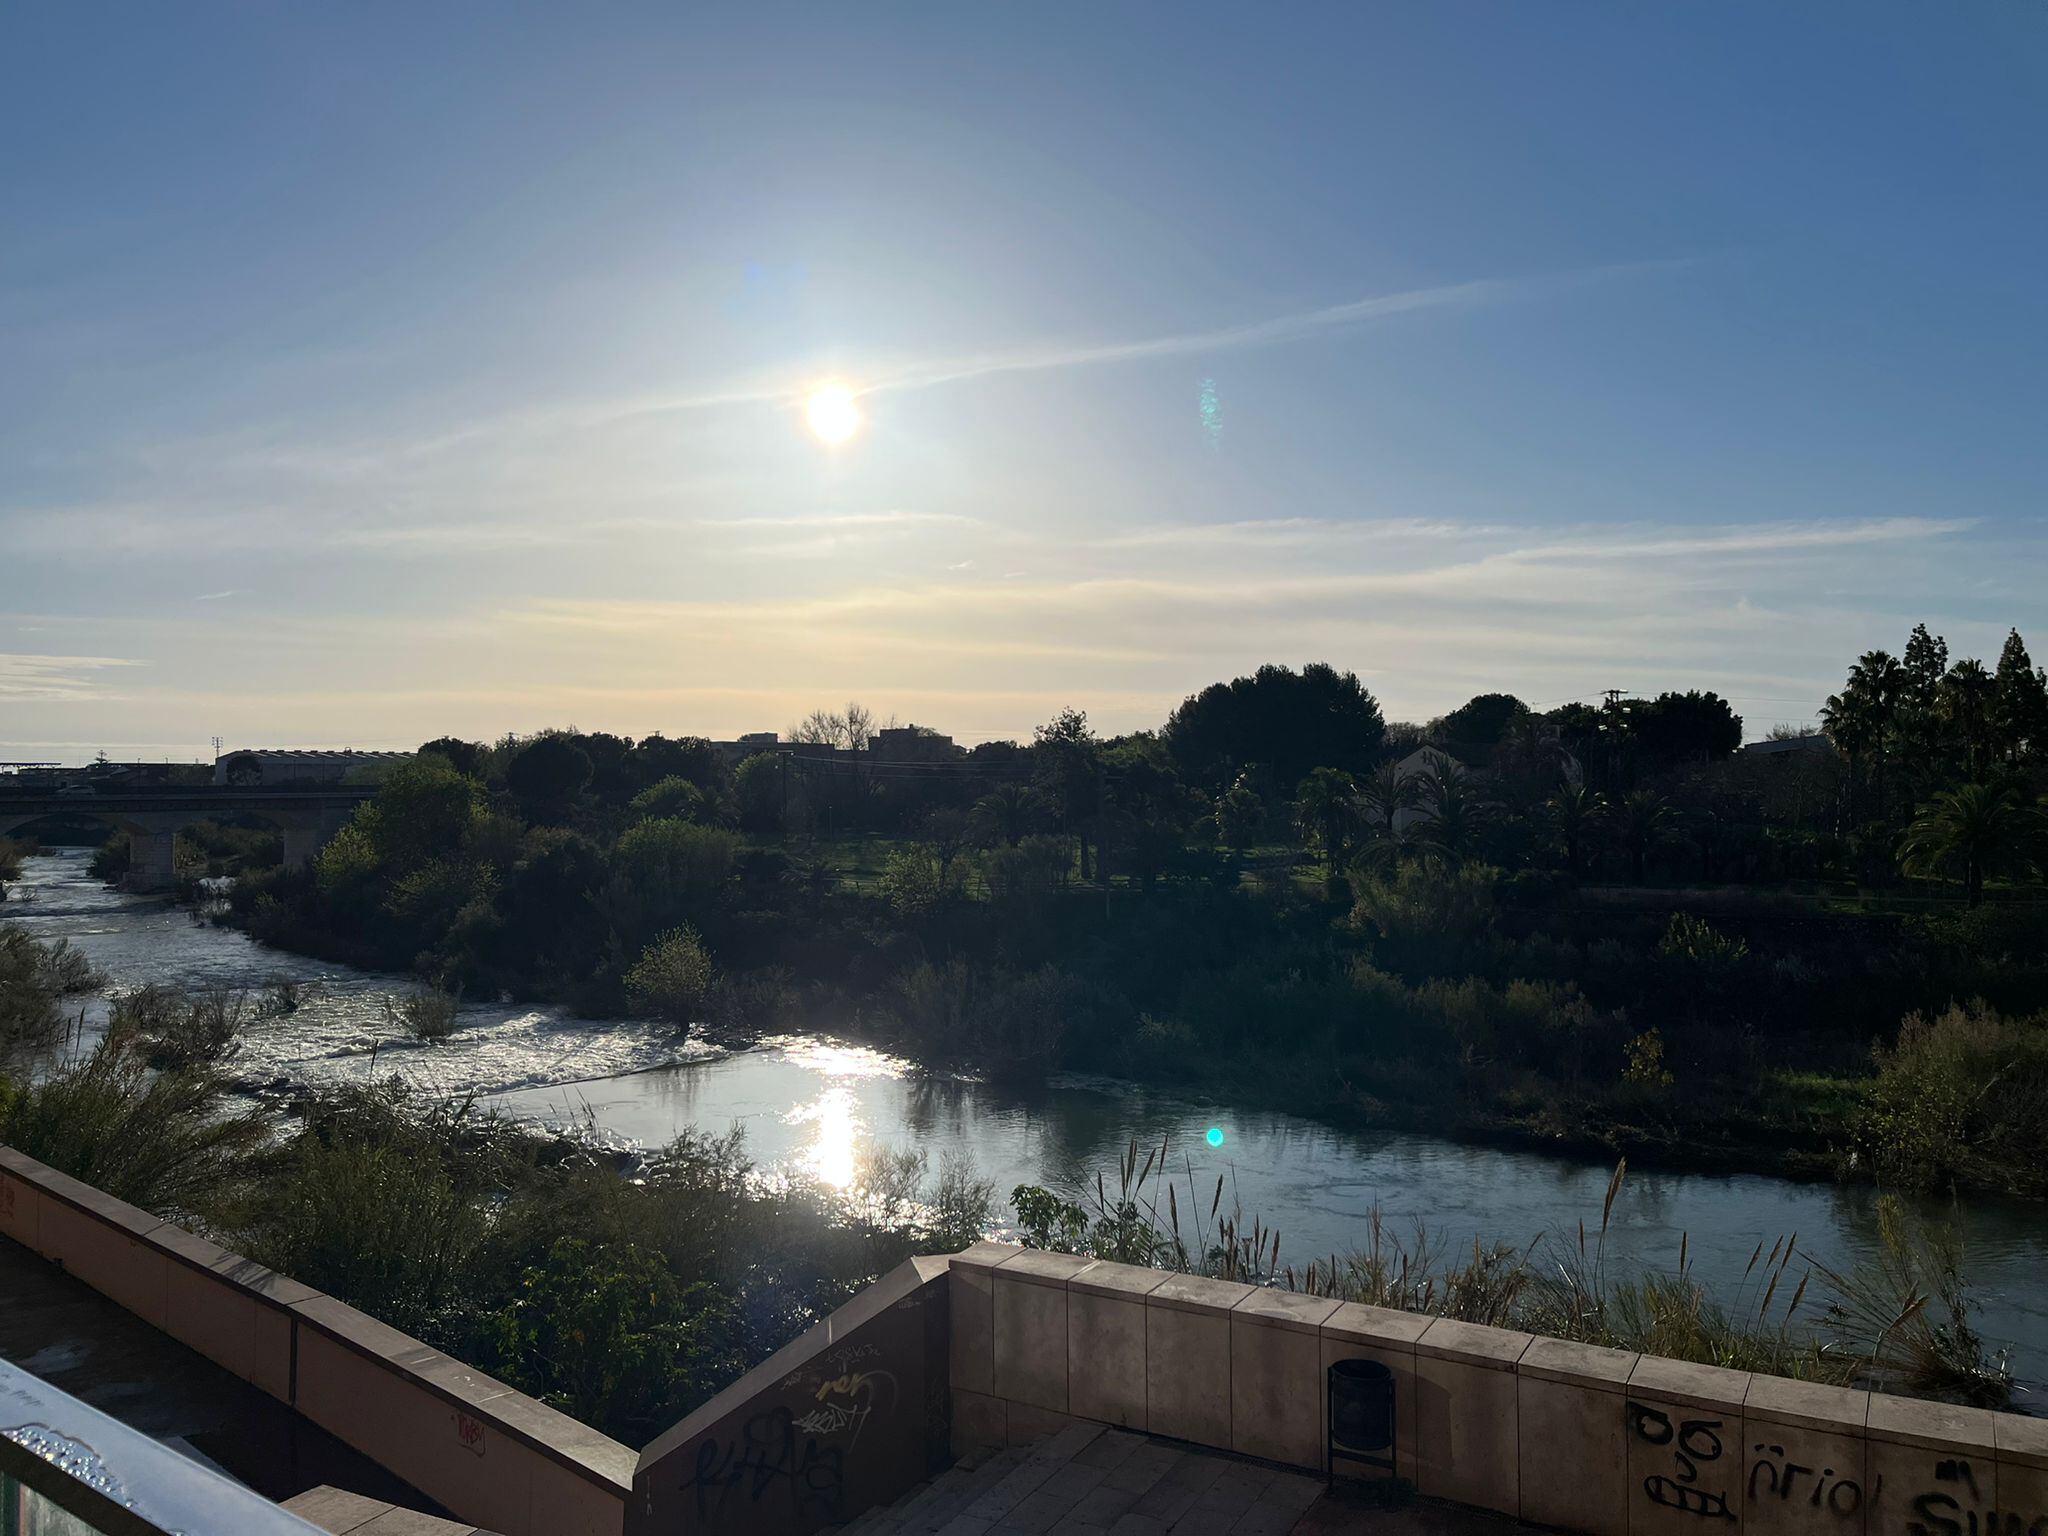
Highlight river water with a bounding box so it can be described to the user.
[8,850,2047,1389]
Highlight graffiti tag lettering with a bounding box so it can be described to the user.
[455,1411,486,1457]
[677,1407,845,1524]
[1748,1442,1861,1517]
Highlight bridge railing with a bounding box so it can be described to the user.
[0,1358,326,1536]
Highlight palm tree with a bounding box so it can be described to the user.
[1938,660,1997,781]
[1412,758,1498,867]
[969,784,1047,848]
[1544,782,1607,877]
[1294,768,1360,895]
[1897,782,2047,907]
[1600,789,1685,885]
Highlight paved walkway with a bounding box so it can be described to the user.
[832,1421,1533,1536]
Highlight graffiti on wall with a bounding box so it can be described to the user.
[1629,1401,1736,1521]
[675,1407,846,1524]
[1747,1441,1861,1519]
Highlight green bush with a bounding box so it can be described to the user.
[481,1238,743,1442]
[624,927,716,1027]
[0,1033,265,1219]
[1852,1002,2048,1190]
[110,983,246,1069]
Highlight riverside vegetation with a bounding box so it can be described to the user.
[0,960,2017,1438]
[164,627,2048,1197]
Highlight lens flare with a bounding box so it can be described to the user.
[1206,1126,1226,1148]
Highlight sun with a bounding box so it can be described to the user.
[804,385,862,444]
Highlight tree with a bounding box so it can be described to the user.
[969,784,1048,849]
[604,820,738,948]
[1938,660,1997,781]
[1032,708,1101,881]
[1992,630,2048,766]
[1544,783,1606,877]
[1410,757,1499,867]
[1898,623,1950,794]
[627,776,708,825]
[507,735,593,817]
[357,756,485,874]
[418,737,485,779]
[1163,663,1385,793]
[1630,692,1743,770]
[1600,790,1684,884]
[1897,782,2047,907]
[1434,694,1531,761]
[1294,768,1360,895]
[733,754,787,836]
[1213,775,1265,853]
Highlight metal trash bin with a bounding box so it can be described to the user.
[1327,1357,1396,1485]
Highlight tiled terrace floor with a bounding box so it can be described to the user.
[831,1421,1535,1536]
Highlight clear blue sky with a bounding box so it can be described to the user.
[4,3,2045,758]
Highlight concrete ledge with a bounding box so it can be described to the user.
[1518,1340,1637,1536]
[1230,1289,1339,1468]
[1145,1274,1250,1449]
[0,1144,632,1536]
[992,1248,1086,1414]
[1068,1260,1165,1430]
[1866,1394,2001,1536]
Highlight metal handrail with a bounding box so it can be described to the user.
[0,1359,325,1536]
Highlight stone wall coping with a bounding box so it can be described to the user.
[1993,1411,2048,1470]
[146,1221,237,1274]
[995,1248,1092,1288]
[1742,1375,1870,1435]
[1070,1259,1170,1300]
[291,1293,442,1367]
[1627,1355,1751,1410]
[1231,1288,1341,1335]
[8,1154,167,1240]
[211,1251,322,1308]
[1319,1301,1433,1349]
[951,1240,1026,1273]
[1415,1317,1533,1371]
[1517,1335,1639,1389]
[1867,1392,2001,1454]
[1146,1273,1257,1316]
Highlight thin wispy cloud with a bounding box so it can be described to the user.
[0,652,143,701]
[608,260,1686,425]
[195,589,239,602]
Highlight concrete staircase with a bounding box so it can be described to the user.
[827,1420,1331,1535]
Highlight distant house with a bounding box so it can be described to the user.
[213,749,411,787]
[1741,734,1835,759]
[712,732,781,765]
[872,726,959,762]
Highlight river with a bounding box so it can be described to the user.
[8,849,2046,1388]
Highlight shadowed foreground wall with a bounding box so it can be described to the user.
[629,1255,951,1536]
[8,1149,2048,1536]
[0,1146,633,1536]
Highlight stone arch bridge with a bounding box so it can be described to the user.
[0,786,374,891]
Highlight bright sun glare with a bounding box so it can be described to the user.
[804,385,862,444]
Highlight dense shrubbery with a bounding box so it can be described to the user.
[0,922,98,1051]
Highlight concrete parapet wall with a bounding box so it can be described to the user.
[948,1241,2048,1536]
[0,1145,633,1536]
[629,1254,951,1536]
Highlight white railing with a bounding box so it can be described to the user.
[0,1359,324,1536]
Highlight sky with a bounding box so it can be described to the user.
[4,3,2047,762]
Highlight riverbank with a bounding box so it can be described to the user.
[10,850,2048,1389]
